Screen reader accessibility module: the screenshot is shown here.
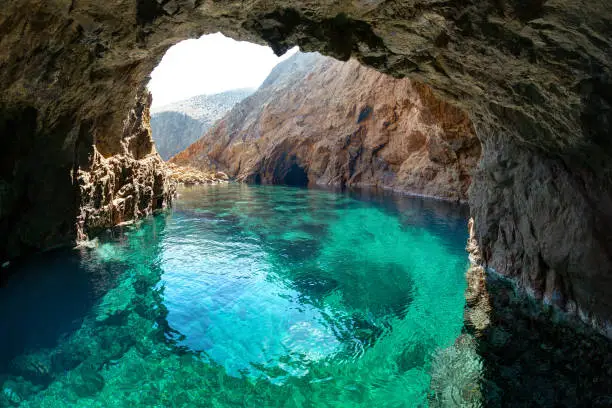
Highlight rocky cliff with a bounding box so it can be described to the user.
[150,89,253,159]
[75,90,175,241]
[0,0,611,334]
[171,52,480,202]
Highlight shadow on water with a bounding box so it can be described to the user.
[318,185,471,253]
[475,276,612,407]
[0,212,306,406]
[0,215,193,399]
[0,247,125,377]
[329,186,612,405]
[430,265,612,407]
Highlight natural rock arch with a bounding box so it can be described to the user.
[0,1,611,332]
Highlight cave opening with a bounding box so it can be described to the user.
[3,2,611,404]
[147,32,298,161]
[283,162,309,187]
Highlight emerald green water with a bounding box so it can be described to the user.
[0,184,469,407]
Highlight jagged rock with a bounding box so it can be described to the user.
[171,52,480,201]
[75,90,175,241]
[0,0,611,330]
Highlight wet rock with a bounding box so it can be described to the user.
[429,334,483,407]
[464,221,612,406]
[76,90,176,242]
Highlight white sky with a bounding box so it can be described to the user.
[148,33,298,108]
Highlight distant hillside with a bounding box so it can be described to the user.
[171,52,480,202]
[150,88,253,160]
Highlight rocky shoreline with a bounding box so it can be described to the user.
[166,163,229,186]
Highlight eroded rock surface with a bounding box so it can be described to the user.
[75,90,175,241]
[171,52,480,201]
[428,218,612,406]
[0,0,611,330]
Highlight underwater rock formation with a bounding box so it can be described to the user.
[170,52,480,201]
[452,218,612,406]
[0,1,611,331]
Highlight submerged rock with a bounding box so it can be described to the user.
[2,386,22,406]
[0,0,611,340]
[461,218,612,406]
[429,334,484,407]
[72,366,105,397]
[11,353,53,385]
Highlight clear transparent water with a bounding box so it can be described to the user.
[0,184,469,407]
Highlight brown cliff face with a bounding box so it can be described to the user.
[171,52,480,202]
[0,1,611,332]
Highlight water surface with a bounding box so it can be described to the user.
[0,184,469,407]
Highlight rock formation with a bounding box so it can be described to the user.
[171,52,480,202]
[0,1,611,333]
[166,163,229,185]
[75,90,175,240]
[150,89,253,160]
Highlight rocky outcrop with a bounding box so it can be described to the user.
[0,1,611,331]
[166,163,229,185]
[150,89,253,160]
[75,90,175,241]
[171,52,480,201]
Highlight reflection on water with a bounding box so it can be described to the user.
[0,184,471,406]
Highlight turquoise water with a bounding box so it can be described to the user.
[0,184,469,407]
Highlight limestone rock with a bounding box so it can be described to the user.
[75,90,175,241]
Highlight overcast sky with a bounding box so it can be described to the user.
[148,33,298,108]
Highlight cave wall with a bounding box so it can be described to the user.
[0,0,611,331]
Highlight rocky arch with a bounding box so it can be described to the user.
[0,1,611,332]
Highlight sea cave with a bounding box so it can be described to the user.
[0,1,612,406]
